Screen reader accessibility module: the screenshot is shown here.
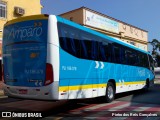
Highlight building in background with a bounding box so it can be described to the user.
[0,0,42,81]
[60,7,148,51]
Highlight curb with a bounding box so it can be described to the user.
[0,81,4,96]
[0,90,4,96]
[154,78,160,84]
[155,81,160,84]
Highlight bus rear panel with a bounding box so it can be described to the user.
[2,15,59,100]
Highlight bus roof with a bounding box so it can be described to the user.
[56,15,150,55]
[4,14,48,27]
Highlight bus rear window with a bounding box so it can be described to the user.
[3,19,48,46]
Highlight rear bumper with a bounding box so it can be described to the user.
[3,82,59,100]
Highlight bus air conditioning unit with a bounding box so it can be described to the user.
[14,7,25,15]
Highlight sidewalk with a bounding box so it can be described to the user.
[155,74,160,79]
[154,67,160,73]
[0,81,4,96]
[155,78,160,84]
[0,81,3,89]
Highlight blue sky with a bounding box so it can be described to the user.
[41,0,160,52]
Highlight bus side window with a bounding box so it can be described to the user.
[99,42,107,62]
[113,44,121,64]
[135,52,141,66]
[98,41,113,62]
[74,38,81,58]
[138,53,148,68]
[120,47,127,64]
[130,51,137,66]
[69,32,77,56]
[108,43,113,62]
[138,53,142,67]
[59,27,78,57]
[144,54,149,68]
[60,29,68,51]
[80,39,88,59]
[91,41,98,60]
[125,49,131,65]
[81,34,98,60]
[142,55,146,67]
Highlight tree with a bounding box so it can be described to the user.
[148,39,160,57]
[156,54,160,67]
[148,39,160,67]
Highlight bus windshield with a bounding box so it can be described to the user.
[3,19,48,87]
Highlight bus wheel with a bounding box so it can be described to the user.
[105,82,115,103]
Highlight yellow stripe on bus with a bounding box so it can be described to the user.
[5,14,48,26]
[59,84,107,92]
[116,81,145,86]
[59,81,146,92]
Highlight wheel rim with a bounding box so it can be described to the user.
[108,86,114,99]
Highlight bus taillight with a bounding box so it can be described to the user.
[45,63,54,86]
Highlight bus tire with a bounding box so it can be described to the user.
[105,82,115,103]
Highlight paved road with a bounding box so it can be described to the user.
[51,84,160,119]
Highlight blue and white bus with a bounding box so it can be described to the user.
[2,15,154,102]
